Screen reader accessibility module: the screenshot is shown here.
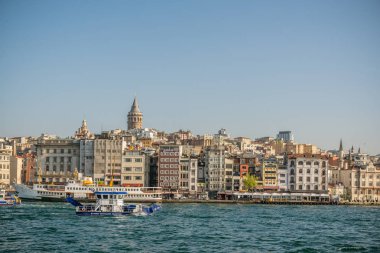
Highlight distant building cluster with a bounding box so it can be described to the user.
[1,97,380,203]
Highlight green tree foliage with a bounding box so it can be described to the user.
[243,174,257,192]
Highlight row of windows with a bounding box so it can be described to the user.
[297,185,326,190]
[290,160,327,167]
[160,182,178,187]
[298,177,324,182]
[123,167,143,172]
[160,164,178,169]
[160,158,178,163]
[124,176,142,180]
[46,165,72,171]
[44,149,77,154]
[160,176,179,180]
[124,158,143,163]
[0,156,10,161]
[160,170,178,175]
[0,164,10,169]
[46,157,72,163]
[160,152,179,156]
[290,169,326,175]
[0,174,10,179]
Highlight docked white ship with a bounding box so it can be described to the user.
[14,179,162,202]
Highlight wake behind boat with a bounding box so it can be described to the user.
[66,191,161,216]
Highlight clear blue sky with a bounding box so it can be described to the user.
[0,0,379,154]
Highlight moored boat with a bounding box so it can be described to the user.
[0,190,21,206]
[14,180,162,202]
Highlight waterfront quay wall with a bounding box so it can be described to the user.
[162,199,380,205]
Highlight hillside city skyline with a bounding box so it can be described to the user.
[1,96,377,156]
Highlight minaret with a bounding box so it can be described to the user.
[338,139,344,170]
[127,97,143,130]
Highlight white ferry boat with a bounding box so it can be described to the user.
[14,180,162,202]
[66,191,161,216]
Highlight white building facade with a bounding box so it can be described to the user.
[288,154,328,192]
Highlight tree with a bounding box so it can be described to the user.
[243,174,257,192]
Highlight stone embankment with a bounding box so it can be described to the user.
[162,199,380,205]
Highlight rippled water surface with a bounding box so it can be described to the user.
[1,202,380,252]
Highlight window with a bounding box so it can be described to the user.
[135,167,142,172]
[306,161,311,165]
[124,176,131,180]
[53,157,57,162]
[61,149,64,154]
[314,161,319,166]
[46,157,50,162]
[314,177,318,182]
[322,170,326,176]
[60,157,64,162]
[314,169,318,174]
[298,185,302,190]
[299,177,303,181]
[306,185,310,190]
[314,185,318,190]
[322,161,326,168]
[46,165,49,171]
[135,158,142,163]
[135,176,142,180]
[290,161,295,167]
[54,149,57,154]
[124,158,132,162]
[307,169,310,174]
[299,169,303,173]
[298,161,303,166]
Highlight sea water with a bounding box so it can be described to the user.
[1,202,379,252]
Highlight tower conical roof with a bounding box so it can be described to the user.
[130,97,141,113]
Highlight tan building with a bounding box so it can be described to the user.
[121,150,149,187]
[0,142,12,187]
[179,157,198,195]
[93,139,122,185]
[35,139,80,183]
[262,158,278,190]
[10,156,23,184]
[127,97,143,130]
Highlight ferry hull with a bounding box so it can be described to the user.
[76,211,135,216]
